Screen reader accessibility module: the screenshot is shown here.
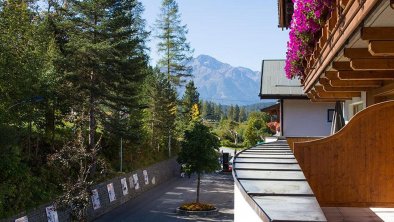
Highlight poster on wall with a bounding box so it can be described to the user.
[128,176,134,189]
[15,216,28,222]
[91,189,101,210]
[121,178,128,196]
[107,183,116,202]
[133,174,140,190]
[45,205,59,222]
[152,176,156,185]
[143,170,149,185]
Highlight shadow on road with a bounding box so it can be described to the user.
[94,173,234,222]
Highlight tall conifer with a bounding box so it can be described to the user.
[59,0,149,149]
[155,0,193,86]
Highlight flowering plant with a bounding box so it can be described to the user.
[285,0,334,79]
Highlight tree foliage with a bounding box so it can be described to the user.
[244,112,271,146]
[155,0,193,86]
[177,121,220,203]
[143,70,177,155]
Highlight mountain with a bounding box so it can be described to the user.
[189,55,263,105]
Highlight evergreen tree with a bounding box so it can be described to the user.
[213,104,223,121]
[59,0,149,150]
[239,107,247,122]
[144,70,177,156]
[155,0,193,86]
[181,80,199,121]
[227,105,234,121]
[201,100,208,119]
[234,105,240,122]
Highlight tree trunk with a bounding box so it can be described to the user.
[196,172,201,203]
[168,129,171,157]
[89,95,95,151]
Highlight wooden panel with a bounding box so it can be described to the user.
[340,0,350,8]
[369,41,394,56]
[330,79,382,87]
[328,7,338,32]
[351,59,394,70]
[286,137,322,152]
[361,27,394,40]
[317,90,360,99]
[343,48,394,59]
[325,71,339,80]
[320,77,373,92]
[338,70,394,80]
[293,101,394,207]
[323,85,370,92]
[332,61,352,71]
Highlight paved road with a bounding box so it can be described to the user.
[94,173,234,222]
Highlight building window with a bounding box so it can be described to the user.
[327,109,335,122]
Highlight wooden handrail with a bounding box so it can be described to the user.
[294,100,394,207]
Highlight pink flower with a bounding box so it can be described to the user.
[285,0,334,79]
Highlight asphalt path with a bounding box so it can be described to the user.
[94,173,234,222]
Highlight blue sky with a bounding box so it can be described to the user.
[140,0,289,72]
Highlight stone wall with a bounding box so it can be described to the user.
[2,158,180,222]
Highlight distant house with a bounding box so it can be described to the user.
[259,60,334,137]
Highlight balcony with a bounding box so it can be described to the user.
[301,0,394,103]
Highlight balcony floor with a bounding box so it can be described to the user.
[322,207,394,222]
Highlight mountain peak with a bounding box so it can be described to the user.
[190,55,261,105]
[195,54,231,70]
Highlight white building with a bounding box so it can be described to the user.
[259,60,334,137]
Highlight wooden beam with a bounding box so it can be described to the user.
[319,77,330,85]
[310,89,319,99]
[344,48,394,59]
[325,71,339,80]
[309,86,359,102]
[337,70,394,80]
[340,0,350,9]
[351,59,394,70]
[330,79,382,87]
[332,61,352,70]
[311,98,341,103]
[369,41,394,56]
[319,77,372,91]
[314,85,326,94]
[361,27,394,40]
[323,85,370,92]
[317,90,360,99]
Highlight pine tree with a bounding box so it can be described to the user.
[239,107,247,122]
[181,80,199,121]
[213,103,222,121]
[227,105,234,121]
[201,100,208,119]
[144,70,177,156]
[234,105,240,122]
[155,0,193,86]
[59,0,149,150]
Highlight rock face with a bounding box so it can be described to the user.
[190,55,261,105]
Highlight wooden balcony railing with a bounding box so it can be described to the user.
[303,0,380,92]
[293,100,394,207]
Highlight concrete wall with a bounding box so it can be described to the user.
[282,99,334,137]
[234,183,261,222]
[2,158,180,222]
